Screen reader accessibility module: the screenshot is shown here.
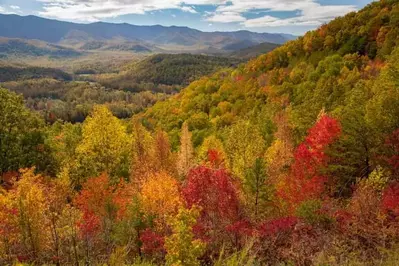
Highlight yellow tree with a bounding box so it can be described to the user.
[0,186,19,262]
[264,112,294,184]
[154,130,177,176]
[225,120,265,181]
[13,169,50,259]
[130,120,156,185]
[141,172,182,232]
[165,206,205,266]
[74,106,131,186]
[177,122,195,179]
[44,177,72,264]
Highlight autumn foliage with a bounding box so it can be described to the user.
[2,0,399,264]
[278,115,341,211]
[183,166,241,243]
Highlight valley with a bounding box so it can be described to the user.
[0,16,281,123]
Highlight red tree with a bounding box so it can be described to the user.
[182,166,241,245]
[381,182,399,217]
[140,229,165,255]
[74,174,132,256]
[385,129,399,177]
[278,115,341,211]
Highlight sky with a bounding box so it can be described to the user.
[0,0,374,35]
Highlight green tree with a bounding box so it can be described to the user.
[0,88,50,175]
[244,158,272,221]
[330,81,376,195]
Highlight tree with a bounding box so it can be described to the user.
[12,169,50,259]
[46,122,82,177]
[0,185,19,262]
[44,176,71,265]
[197,135,227,168]
[0,88,49,176]
[56,205,82,266]
[113,196,151,259]
[264,112,294,184]
[330,81,377,195]
[243,158,272,221]
[165,207,205,266]
[278,114,341,212]
[154,130,176,176]
[141,172,182,232]
[130,119,156,185]
[74,174,130,261]
[182,166,241,249]
[72,106,131,186]
[225,120,265,181]
[177,122,195,179]
[385,129,399,178]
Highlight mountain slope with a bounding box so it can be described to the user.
[230,42,280,59]
[0,63,72,82]
[0,14,294,51]
[95,53,242,92]
[140,0,399,187]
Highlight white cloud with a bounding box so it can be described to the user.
[216,0,314,13]
[38,0,216,21]
[206,11,246,23]
[181,6,197,14]
[36,0,357,30]
[243,2,356,28]
[38,1,180,21]
[10,5,20,10]
[0,5,18,14]
[204,0,356,28]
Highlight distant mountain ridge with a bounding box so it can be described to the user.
[0,14,296,51]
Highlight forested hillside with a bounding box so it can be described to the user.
[1,0,399,265]
[230,42,280,59]
[2,79,166,122]
[0,65,72,82]
[95,54,242,93]
[0,53,240,122]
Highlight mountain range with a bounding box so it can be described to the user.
[0,14,295,54]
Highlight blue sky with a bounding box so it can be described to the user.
[0,0,374,35]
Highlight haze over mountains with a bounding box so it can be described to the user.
[0,14,295,54]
